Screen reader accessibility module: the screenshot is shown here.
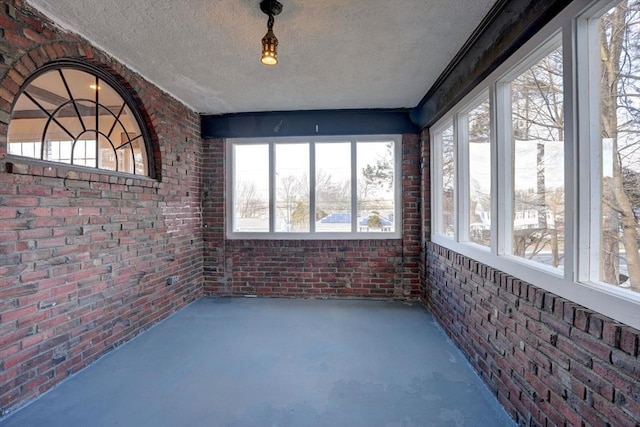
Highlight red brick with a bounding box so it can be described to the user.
[592,391,637,426]
[619,327,639,357]
[570,362,614,401]
[569,328,612,363]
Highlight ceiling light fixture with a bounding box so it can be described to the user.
[260,0,282,66]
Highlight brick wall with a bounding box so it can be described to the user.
[0,1,203,412]
[202,134,421,298]
[425,243,640,426]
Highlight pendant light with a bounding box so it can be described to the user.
[260,0,282,66]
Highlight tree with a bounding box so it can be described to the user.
[236,180,264,218]
[360,142,394,212]
[277,174,306,231]
[361,143,393,187]
[599,0,640,290]
[315,171,350,213]
[367,211,384,229]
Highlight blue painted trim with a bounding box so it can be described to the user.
[201,109,418,138]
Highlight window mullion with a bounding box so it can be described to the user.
[563,22,577,283]
[227,141,235,235]
[431,131,441,234]
[457,113,470,242]
[351,139,358,233]
[394,136,402,237]
[269,142,276,233]
[582,14,604,283]
[310,141,316,232]
[489,87,498,254]
[496,81,513,256]
[94,76,99,169]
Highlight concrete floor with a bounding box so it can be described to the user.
[0,298,515,427]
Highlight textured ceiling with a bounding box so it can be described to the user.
[26,0,497,115]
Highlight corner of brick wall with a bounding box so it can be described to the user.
[202,134,423,299]
[425,242,640,426]
[0,0,204,413]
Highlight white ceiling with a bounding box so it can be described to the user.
[26,0,497,115]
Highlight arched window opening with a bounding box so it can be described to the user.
[7,61,154,177]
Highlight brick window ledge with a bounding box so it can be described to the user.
[4,156,161,189]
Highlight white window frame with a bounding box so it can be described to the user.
[227,135,402,240]
[458,90,492,248]
[432,120,455,239]
[431,0,640,329]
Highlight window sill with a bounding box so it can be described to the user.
[4,156,160,189]
[226,231,402,241]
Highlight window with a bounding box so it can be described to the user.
[587,0,640,290]
[466,96,491,246]
[508,45,564,269]
[433,122,455,238]
[7,61,153,177]
[228,136,401,239]
[431,0,640,328]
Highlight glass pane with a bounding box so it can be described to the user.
[357,141,394,233]
[76,99,97,131]
[275,143,309,232]
[468,99,491,245]
[43,121,73,164]
[598,1,640,291]
[8,142,40,157]
[316,142,351,232]
[11,88,49,120]
[8,94,48,157]
[97,78,123,115]
[55,107,84,137]
[98,133,116,171]
[72,139,96,167]
[25,70,70,114]
[233,144,269,232]
[441,124,455,237]
[118,106,139,134]
[131,138,147,176]
[116,145,134,174]
[62,69,99,103]
[98,105,117,137]
[511,46,564,269]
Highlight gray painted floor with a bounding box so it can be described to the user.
[1,298,515,427]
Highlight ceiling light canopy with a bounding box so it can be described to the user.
[260,0,282,66]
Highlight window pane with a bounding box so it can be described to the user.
[467,98,491,245]
[233,144,269,232]
[441,124,455,237]
[598,1,640,291]
[131,138,147,176]
[26,70,70,115]
[275,143,310,232]
[73,139,96,167]
[511,46,564,269]
[316,142,351,232]
[44,121,73,164]
[62,69,99,102]
[357,141,395,232]
[98,133,116,171]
